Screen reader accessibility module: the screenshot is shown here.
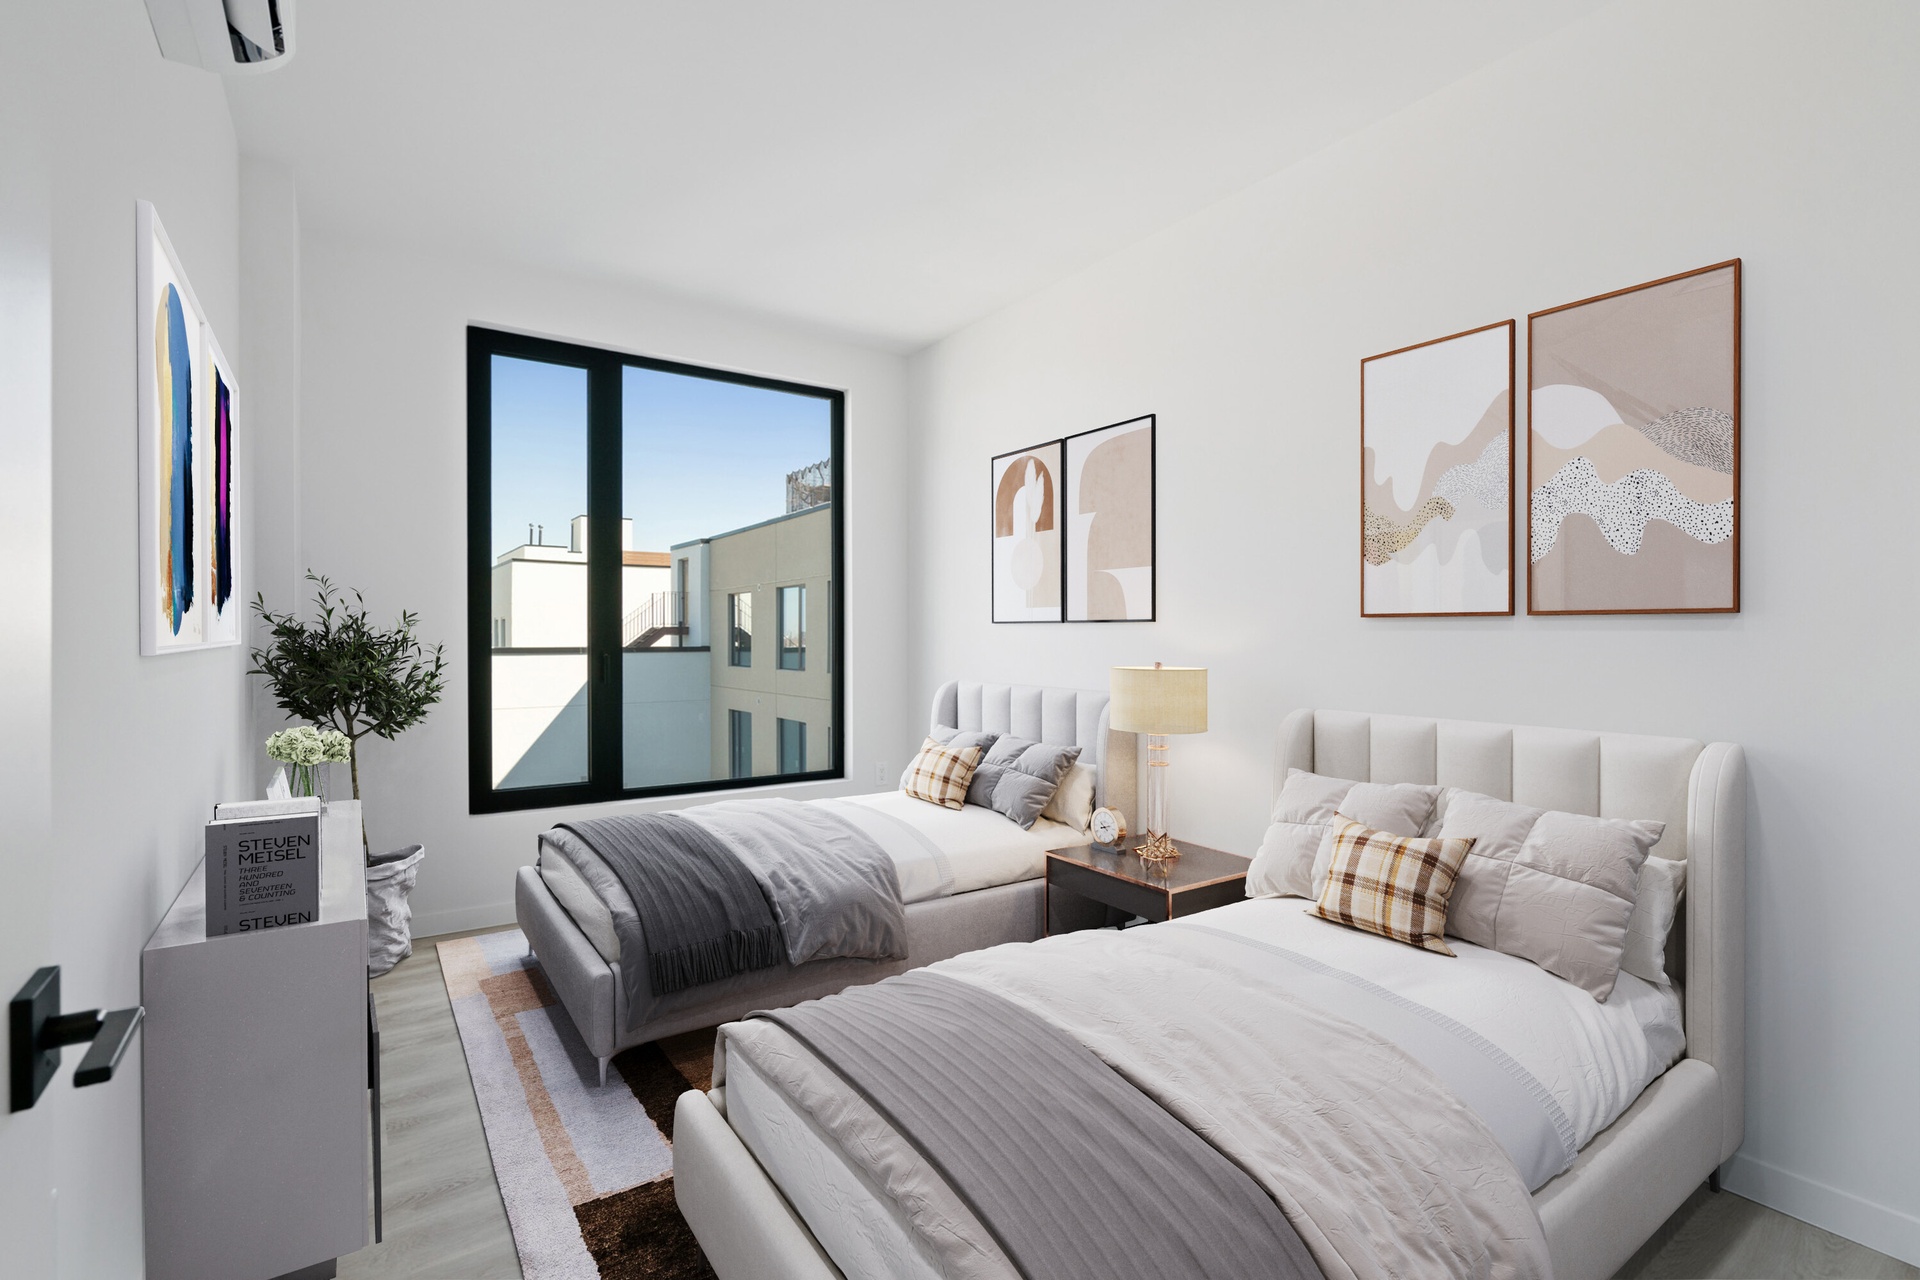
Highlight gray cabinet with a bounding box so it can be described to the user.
[143,802,371,1280]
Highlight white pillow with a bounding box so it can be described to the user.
[1246,769,1443,899]
[1621,856,1686,987]
[1039,761,1096,831]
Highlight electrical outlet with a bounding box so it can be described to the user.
[873,762,888,786]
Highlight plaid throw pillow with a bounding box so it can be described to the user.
[1311,818,1474,956]
[902,737,984,810]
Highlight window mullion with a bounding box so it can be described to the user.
[587,356,625,798]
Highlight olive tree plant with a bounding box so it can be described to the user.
[251,573,448,859]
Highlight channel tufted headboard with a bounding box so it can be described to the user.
[1276,708,1746,1176]
[929,680,1137,819]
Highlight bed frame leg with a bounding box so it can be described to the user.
[597,1056,610,1088]
[1708,1168,1722,1193]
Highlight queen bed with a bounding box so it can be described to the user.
[671,708,1747,1280]
[515,680,1136,1083]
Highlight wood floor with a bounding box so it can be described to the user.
[339,930,522,1279]
[342,929,1917,1280]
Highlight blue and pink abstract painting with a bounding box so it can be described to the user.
[157,281,196,635]
[140,201,235,652]
[202,334,241,646]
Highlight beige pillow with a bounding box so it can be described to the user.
[1246,769,1442,899]
[1621,856,1686,987]
[902,738,984,811]
[1434,789,1664,1001]
[1039,761,1097,831]
[1311,819,1474,956]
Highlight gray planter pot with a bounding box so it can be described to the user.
[366,845,425,977]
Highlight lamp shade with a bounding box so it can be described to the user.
[1109,665,1208,735]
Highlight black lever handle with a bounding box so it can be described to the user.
[9,967,144,1110]
[75,1007,143,1087]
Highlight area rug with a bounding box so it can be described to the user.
[439,929,719,1279]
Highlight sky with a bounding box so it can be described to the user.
[489,355,832,561]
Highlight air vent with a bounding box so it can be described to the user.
[145,0,295,74]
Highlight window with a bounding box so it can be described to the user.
[468,327,843,813]
[729,709,753,779]
[778,584,805,671]
[778,718,806,775]
[728,592,752,667]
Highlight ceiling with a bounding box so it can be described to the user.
[224,1,1607,351]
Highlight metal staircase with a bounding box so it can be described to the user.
[622,591,688,650]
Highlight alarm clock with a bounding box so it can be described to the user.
[1091,806,1128,847]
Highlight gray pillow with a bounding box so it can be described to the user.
[966,735,1082,829]
[900,726,997,790]
[1435,789,1665,1001]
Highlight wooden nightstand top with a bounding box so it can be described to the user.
[1045,837,1250,894]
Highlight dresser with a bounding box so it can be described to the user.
[142,801,373,1280]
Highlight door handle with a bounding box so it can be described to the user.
[9,967,144,1111]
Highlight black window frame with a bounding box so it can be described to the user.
[467,326,845,814]
[729,708,754,779]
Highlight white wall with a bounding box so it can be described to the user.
[0,7,59,1273]
[296,235,912,935]
[0,3,253,1277]
[906,0,1920,1262]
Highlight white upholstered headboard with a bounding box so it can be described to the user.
[1277,708,1745,1167]
[928,680,1137,819]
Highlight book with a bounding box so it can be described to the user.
[213,797,322,822]
[204,812,322,937]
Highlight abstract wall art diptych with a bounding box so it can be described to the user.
[137,200,240,654]
[991,440,1065,622]
[1065,415,1155,622]
[1528,261,1740,614]
[138,201,207,653]
[1361,321,1515,616]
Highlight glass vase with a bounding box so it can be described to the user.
[284,761,330,812]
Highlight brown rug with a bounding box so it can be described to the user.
[440,929,718,1279]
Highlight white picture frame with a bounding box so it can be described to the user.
[137,204,240,656]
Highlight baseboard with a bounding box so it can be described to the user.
[1723,1151,1920,1267]
[411,900,516,942]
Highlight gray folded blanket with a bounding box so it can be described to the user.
[755,969,1324,1280]
[557,814,783,997]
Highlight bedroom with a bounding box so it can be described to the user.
[0,1,1913,1278]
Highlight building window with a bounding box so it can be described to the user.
[730,709,753,779]
[468,326,844,813]
[778,585,805,671]
[728,592,752,667]
[778,718,806,775]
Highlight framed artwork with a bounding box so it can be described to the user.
[137,200,209,653]
[1064,414,1155,622]
[201,327,242,646]
[1360,320,1514,616]
[1528,260,1740,614]
[991,440,1065,622]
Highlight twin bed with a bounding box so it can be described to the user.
[517,692,1746,1279]
[516,681,1135,1083]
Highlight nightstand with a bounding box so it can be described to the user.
[1043,837,1250,935]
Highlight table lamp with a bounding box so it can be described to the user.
[1109,663,1208,862]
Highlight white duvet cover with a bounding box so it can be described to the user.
[537,791,1081,964]
[720,897,1685,1280]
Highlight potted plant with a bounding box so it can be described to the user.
[251,573,448,975]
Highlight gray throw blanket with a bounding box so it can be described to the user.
[755,970,1324,1280]
[557,814,784,998]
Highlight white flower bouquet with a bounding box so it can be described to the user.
[265,726,352,803]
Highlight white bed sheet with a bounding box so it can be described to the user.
[536,791,1081,964]
[1189,898,1685,1151]
[721,898,1686,1280]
